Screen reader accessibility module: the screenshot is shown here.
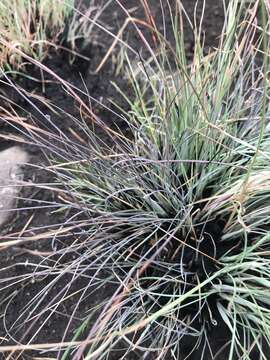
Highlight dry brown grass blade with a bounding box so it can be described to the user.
[0,223,88,249]
[0,341,85,353]
[95,17,153,73]
[139,0,158,47]
[0,39,129,143]
[0,133,26,144]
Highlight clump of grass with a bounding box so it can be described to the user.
[62,1,270,358]
[1,0,270,359]
[0,0,74,70]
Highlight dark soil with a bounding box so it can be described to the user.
[0,1,236,359]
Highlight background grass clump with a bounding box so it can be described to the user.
[0,0,74,70]
[1,0,270,359]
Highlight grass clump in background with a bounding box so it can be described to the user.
[1,0,270,359]
[0,0,74,70]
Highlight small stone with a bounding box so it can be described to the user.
[0,146,29,229]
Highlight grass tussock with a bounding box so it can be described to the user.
[1,0,270,359]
